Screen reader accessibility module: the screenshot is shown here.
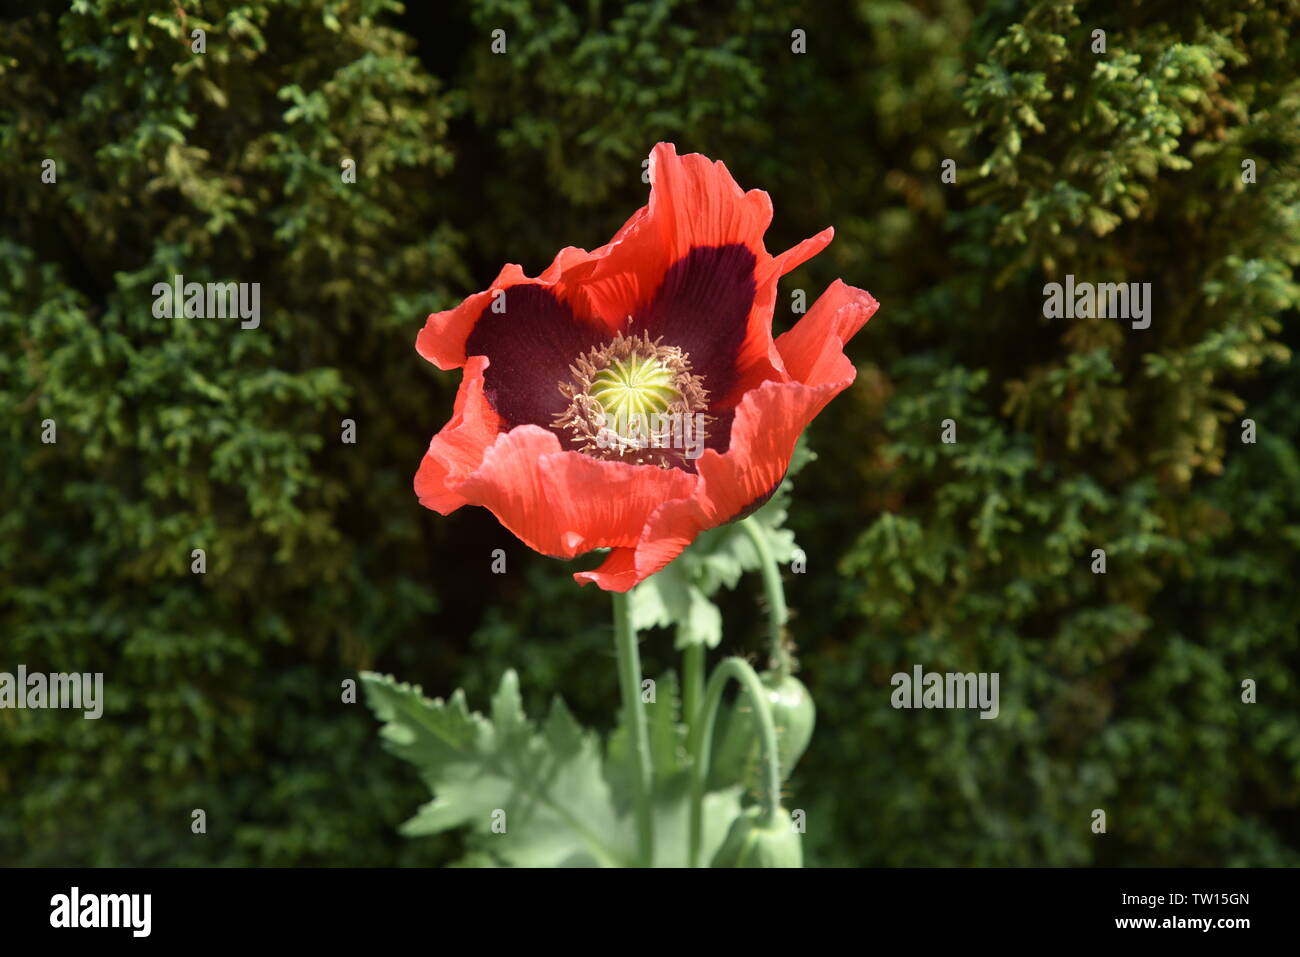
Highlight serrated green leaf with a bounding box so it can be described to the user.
[362,670,628,866]
[362,669,743,867]
[628,562,722,649]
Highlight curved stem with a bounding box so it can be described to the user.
[611,590,654,866]
[739,516,791,677]
[686,657,783,867]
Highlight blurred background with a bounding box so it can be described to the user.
[2,0,1298,866]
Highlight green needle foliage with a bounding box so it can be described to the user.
[2,0,1297,866]
[1,0,466,865]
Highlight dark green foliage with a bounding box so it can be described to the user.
[1,0,464,865]
[2,0,1297,865]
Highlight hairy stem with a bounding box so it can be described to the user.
[612,590,654,866]
[739,516,791,677]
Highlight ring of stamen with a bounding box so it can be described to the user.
[553,329,710,468]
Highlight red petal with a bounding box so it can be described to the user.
[776,280,879,387]
[413,355,504,514]
[574,547,641,591]
[573,498,703,592]
[693,378,848,526]
[564,143,775,329]
[414,244,633,373]
[455,426,698,560]
[724,226,835,408]
[416,264,520,371]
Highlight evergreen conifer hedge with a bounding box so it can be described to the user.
[2,0,1296,866]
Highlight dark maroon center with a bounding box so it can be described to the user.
[464,243,758,468]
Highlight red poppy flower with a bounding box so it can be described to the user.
[414,142,879,592]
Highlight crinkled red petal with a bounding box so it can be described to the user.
[454,426,698,560]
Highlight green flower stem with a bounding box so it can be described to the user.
[682,642,704,751]
[687,657,784,867]
[739,516,792,677]
[611,590,654,867]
